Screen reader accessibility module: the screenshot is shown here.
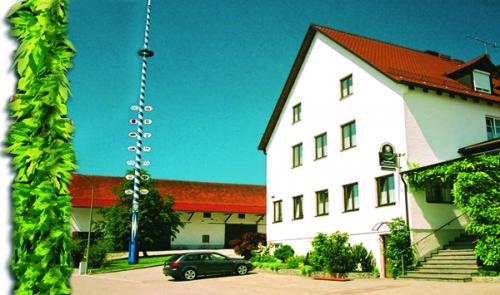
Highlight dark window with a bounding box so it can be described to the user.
[203,212,212,218]
[341,121,356,150]
[293,103,301,123]
[202,235,210,243]
[340,74,353,98]
[292,143,303,167]
[316,190,329,216]
[315,133,327,159]
[343,183,359,212]
[377,175,395,206]
[273,200,282,223]
[238,213,245,219]
[426,183,453,203]
[486,117,500,140]
[293,195,304,220]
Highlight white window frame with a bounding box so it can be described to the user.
[472,69,491,94]
[486,116,500,140]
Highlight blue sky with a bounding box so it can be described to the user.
[67,0,500,185]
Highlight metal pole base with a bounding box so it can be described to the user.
[128,240,140,264]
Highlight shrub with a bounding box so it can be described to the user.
[87,239,112,269]
[299,265,314,276]
[351,243,376,272]
[286,255,305,268]
[71,238,87,268]
[230,232,266,260]
[385,218,415,277]
[274,244,295,262]
[309,232,355,277]
[250,255,278,263]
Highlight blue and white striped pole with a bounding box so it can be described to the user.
[128,0,154,265]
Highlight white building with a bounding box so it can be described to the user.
[258,24,500,276]
[70,174,266,249]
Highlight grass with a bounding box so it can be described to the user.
[90,255,170,274]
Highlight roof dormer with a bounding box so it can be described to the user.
[446,55,496,94]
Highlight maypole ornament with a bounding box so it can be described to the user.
[127,0,154,264]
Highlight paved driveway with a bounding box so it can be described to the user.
[71,266,500,295]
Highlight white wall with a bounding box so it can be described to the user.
[404,89,500,166]
[172,212,266,249]
[265,32,409,272]
[71,208,266,249]
[404,88,500,256]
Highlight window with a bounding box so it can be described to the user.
[343,183,359,212]
[340,74,353,98]
[273,200,282,223]
[473,70,491,94]
[202,235,210,243]
[293,103,301,123]
[315,133,327,159]
[203,212,212,218]
[316,190,329,216]
[293,195,303,220]
[486,117,500,140]
[292,143,303,167]
[425,183,453,203]
[341,121,356,150]
[377,175,395,206]
[238,213,245,219]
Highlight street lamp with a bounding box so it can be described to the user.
[84,175,95,274]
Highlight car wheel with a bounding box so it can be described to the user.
[236,264,248,275]
[183,269,197,281]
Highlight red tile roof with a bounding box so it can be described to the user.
[258,24,500,151]
[70,174,266,214]
[314,25,500,100]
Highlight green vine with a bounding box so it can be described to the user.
[407,154,500,270]
[7,0,75,293]
[385,217,415,277]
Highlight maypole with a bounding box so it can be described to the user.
[127,0,154,264]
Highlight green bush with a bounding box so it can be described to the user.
[385,218,415,277]
[252,261,289,271]
[71,238,87,268]
[87,239,112,269]
[351,243,376,272]
[309,232,355,277]
[299,265,314,276]
[286,256,305,268]
[250,254,278,263]
[274,244,295,262]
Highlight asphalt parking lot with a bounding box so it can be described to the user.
[71,266,500,295]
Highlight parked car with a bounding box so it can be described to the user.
[163,251,254,280]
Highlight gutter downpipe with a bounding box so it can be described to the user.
[400,172,410,275]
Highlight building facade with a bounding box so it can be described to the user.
[70,174,266,249]
[258,24,500,276]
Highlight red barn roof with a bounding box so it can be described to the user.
[258,24,500,151]
[70,174,266,214]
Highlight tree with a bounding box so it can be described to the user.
[7,0,75,293]
[96,170,184,256]
[230,232,267,260]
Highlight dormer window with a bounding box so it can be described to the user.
[472,69,491,94]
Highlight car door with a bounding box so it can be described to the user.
[207,253,234,274]
[184,254,210,275]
